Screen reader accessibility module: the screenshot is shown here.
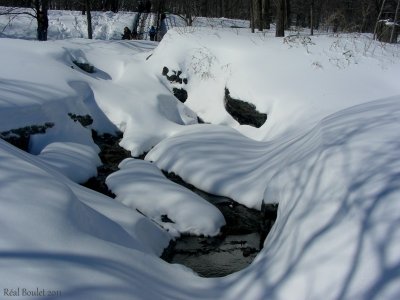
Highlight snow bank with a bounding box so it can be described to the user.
[148,29,400,141]
[106,159,225,237]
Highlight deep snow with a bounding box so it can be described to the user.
[1,9,400,300]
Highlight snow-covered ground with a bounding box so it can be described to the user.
[1,9,400,300]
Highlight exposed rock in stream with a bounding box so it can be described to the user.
[162,67,189,103]
[0,123,54,151]
[172,87,188,103]
[224,88,267,128]
[67,113,93,127]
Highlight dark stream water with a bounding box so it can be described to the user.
[85,131,278,278]
[161,173,277,277]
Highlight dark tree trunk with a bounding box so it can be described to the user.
[256,0,263,31]
[276,0,285,36]
[285,0,291,29]
[250,0,255,33]
[111,0,118,13]
[310,0,314,35]
[35,0,49,41]
[262,0,270,29]
[86,0,93,39]
[201,0,208,16]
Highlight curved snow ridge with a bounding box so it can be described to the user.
[146,96,400,211]
[145,123,296,209]
[37,142,101,183]
[106,159,226,237]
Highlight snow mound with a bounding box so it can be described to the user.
[37,142,101,183]
[106,159,225,237]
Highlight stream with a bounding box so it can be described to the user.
[85,131,278,278]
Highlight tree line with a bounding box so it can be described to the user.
[1,0,399,41]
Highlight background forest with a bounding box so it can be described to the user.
[1,0,399,36]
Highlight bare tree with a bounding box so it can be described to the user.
[310,0,314,35]
[0,1,49,40]
[262,0,270,29]
[255,0,263,31]
[85,0,92,39]
[170,0,201,26]
[276,0,286,36]
[250,0,255,32]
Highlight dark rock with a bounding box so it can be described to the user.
[242,247,258,257]
[82,173,115,198]
[162,66,169,76]
[224,88,267,128]
[0,123,54,151]
[68,113,93,127]
[173,88,188,103]
[73,60,95,73]
[168,74,178,82]
[162,67,188,85]
[161,214,175,223]
[259,202,278,248]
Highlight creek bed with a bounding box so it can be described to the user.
[84,131,278,278]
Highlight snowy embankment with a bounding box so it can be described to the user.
[1,10,400,299]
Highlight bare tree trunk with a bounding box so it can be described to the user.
[257,0,263,31]
[262,0,270,29]
[310,0,314,35]
[285,0,290,29]
[390,0,400,43]
[250,0,255,33]
[86,0,93,39]
[276,0,285,37]
[201,0,207,17]
[35,0,49,41]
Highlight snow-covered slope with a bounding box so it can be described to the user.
[1,9,400,300]
[148,29,400,141]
